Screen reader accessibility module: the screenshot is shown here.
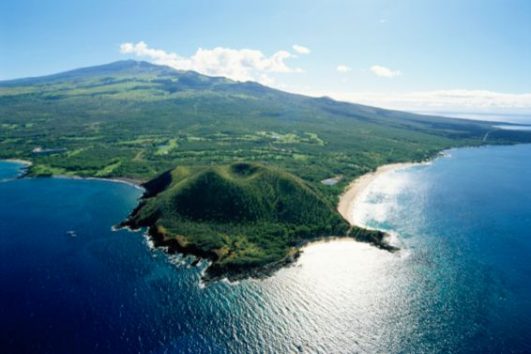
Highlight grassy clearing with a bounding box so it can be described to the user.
[155,138,178,155]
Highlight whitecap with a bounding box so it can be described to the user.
[351,168,416,228]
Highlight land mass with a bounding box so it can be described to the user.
[120,162,393,281]
[2,60,531,280]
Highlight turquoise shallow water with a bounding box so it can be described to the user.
[1,145,531,353]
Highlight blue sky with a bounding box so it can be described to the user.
[2,0,531,116]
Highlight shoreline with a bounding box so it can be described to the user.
[1,159,145,190]
[337,162,420,227]
[4,158,33,166]
[83,176,145,190]
[53,175,146,191]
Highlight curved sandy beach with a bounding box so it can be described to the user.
[337,162,418,225]
[6,158,32,166]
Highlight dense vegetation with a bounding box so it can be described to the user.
[123,162,358,280]
[2,60,530,279]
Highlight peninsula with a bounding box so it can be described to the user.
[120,162,393,281]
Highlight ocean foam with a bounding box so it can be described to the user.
[351,168,416,228]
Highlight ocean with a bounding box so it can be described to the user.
[1,144,530,353]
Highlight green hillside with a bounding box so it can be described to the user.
[122,162,366,280]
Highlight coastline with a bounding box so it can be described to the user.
[5,158,33,167]
[84,176,145,190]
[337,162,420,227]
[125,223,303,283]
[51,175,145,191]
[1,159,145,191]
[1,159,33,179]
[1,156,421,280]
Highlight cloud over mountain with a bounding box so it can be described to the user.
[120,41,303,84]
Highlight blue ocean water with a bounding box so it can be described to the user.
[1,145,531,353]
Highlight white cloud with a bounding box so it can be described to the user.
[120,41,303,84]
[370,65,401,78]
[292,44,310,55]
[379,19,387,24]
[119,42,531,117]
[336,65,352,73]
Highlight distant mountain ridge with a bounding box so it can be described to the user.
[0,59,505,129]
[0,59,508,128]
[0,60,176,86]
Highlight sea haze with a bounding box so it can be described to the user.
[1,144,530,353]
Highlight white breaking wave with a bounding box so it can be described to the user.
[351,168,417,228]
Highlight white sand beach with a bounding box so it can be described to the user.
[337,163,418,225]
[6,159,33,166]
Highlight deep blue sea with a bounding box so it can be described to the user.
[1,144,531,353]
